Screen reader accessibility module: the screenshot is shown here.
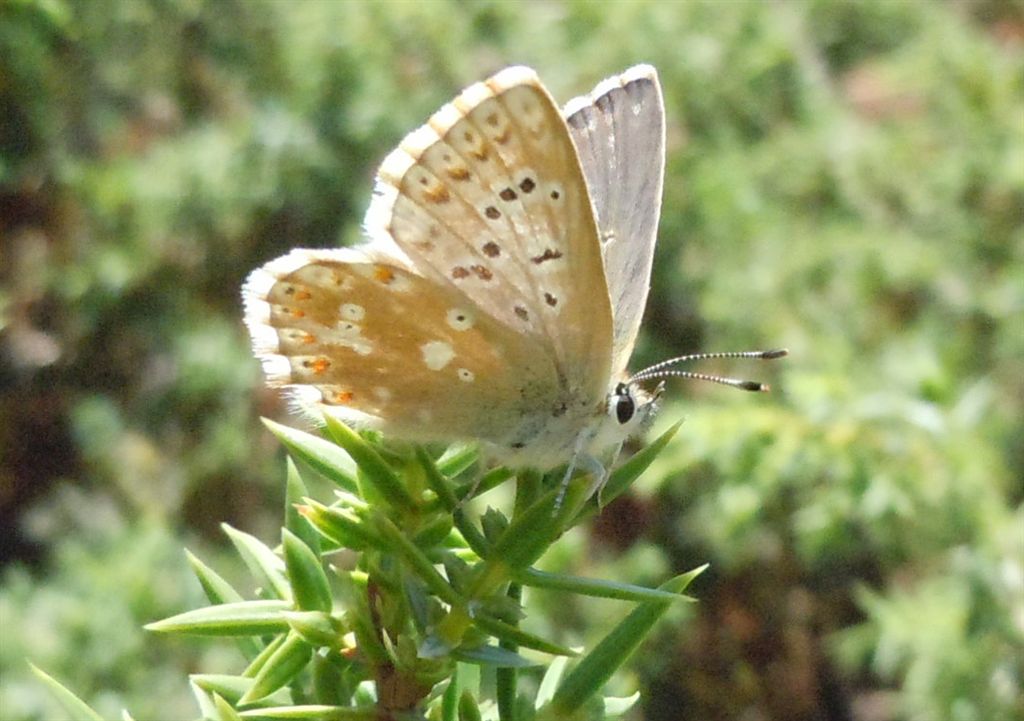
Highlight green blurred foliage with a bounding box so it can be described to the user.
[0,1,1021,720]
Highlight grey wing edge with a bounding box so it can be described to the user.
[563,65,666,376]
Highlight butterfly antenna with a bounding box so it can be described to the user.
[628,348,788,392]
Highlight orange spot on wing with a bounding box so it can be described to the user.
[374,266,395,284]
[334,390,354,404]
[302,333,317,344]
[294,290,312,300]
[291,308,306,318]
[424,184,451,203]
[311,358,331,374]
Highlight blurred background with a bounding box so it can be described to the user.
[1,1,1021,719]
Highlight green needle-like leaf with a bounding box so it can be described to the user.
[285,458,321,553]
[212,693,245,721]
[189,676,219,718]
[237,705,380,719]
[190,674,292,707]
[283,610,345,647]
[411,512,455,549]
[282,528,332,612]
[186,549,245,605]
[369,511,462,605]
[146,600,292,636]
[453,467,515,503]
[471,613,577,657]
[546,565,707,715]
[458,691,483,721]
[300,499,382,551]
[311,649,353,707]
[28,664,104,721]
[452,644,540,668]
[323,415,415,510]
[239,630,313,704]
[515,567,695,603]
[186,550,263,659]
[262,418,358,492]
[244,633,287,678]
[435,443,480,477]
[441,664,461,721]
[415,445,459,511]
[534,656,570,710]
[223,524,292,601]
[487,476,589,572]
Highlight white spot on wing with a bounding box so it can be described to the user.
[390,273,412,292]
[421,340,455,370]
[341,303,365,321]
[335,321,361,338]
[457,368,475,383]
[446,308,474,331]
[353,340,373,356]
[295,265,338,288]
[259,354,292,385]
[319,320,373,356]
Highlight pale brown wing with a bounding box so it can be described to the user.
[363,66,614,402]
[242,248,561,445]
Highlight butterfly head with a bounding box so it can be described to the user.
[608,379,662,431]
[584,378,662,459]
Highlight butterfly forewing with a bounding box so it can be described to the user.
[564,65,665,378]
[365,66,614,401]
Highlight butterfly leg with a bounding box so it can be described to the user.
[595,442,624,508]
[578,452,609,501]
[554,432,607,512]
[456,473,485,510]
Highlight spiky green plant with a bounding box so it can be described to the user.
[36,416,701,720]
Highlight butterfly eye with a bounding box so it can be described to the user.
[612,383,635,425]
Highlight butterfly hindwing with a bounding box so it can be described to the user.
[564,65,665,378]
[242,248,562,444]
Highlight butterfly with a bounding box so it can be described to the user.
[243,65,784,494]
